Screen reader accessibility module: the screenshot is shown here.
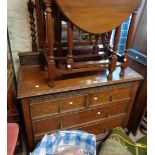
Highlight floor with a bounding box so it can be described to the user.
[129,129,145,142]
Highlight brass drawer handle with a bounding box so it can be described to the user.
[104,128,108,133]
[59,105,62,113]
[97,111,101,115]
[105,112,110,118]
[85,102,89,108]
[67,64,72,69]
[94,97,98,101]
[59,121,63,129]
[109,95,113,102]
[85,95,89,108]
[69,101,73,105]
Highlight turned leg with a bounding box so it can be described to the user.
[93,35,100,54]
[40,4,48,71]
[57,15,63,69]
[27,0,38,52]
[101,31,112,51]
[57,16,63,57]
[108,25,121,80]
[106,31,112,50]
[44,0,56,87]
[120,9,138,77]
[67,21,74,70]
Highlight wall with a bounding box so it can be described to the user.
[7,0,32,75]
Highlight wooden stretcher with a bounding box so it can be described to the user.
[28,0,141,87]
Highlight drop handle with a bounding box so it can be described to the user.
[109,95,113,102]
[69,101,73,105]
[85,102,89,108]
[105,112,110,118]
[94,97,98,101]
[104,128,108,133]
[59,121,63,129]
[86,95,89,108]
[59,105,62,113]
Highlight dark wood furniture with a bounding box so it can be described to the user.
[127,0,147,134]
[7,70,19,123]
[7,30,23,154]
[17,53,143,151]
[7,31,19,123]
[27,0,142,87]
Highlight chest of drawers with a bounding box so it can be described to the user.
[18,66,142,151]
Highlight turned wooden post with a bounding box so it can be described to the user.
[44,0,55,87]
[38,1,48,70]
[101,31,112,51]
[89,35,93,45]
[57,14,63,57]
[27,0,38,52]
[67,21,74,70]
[35,0,46,49]
[108,25,121,80]
[120,9,138,77]
[93,35,100,54]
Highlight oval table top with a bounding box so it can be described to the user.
[55,0,141,34]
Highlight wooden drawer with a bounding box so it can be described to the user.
[30,95,87,118]
[77,116,125,135]
[32,105,110,136]
[89,87,131,106]
[34,115,126,143]
[32,101,129,136]
[110,100,129,116]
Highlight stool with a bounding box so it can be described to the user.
[7,123,19,155]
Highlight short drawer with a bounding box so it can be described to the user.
[77,116,125,135]
[109,100,129,117]
[89,87,131,106]
[30,95,87,118]
[32,101,129,136]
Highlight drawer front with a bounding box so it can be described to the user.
[77,116,125,135]
[109,100,129,116]
[32,105,110,135]
[89,87,131,106]
[30,95,87,118]
[32,101,129,136]
[34,116,126,144]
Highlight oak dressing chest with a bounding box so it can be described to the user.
[17,54,143,151]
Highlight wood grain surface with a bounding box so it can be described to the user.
[17,66,143,99]
[55,0,141,34]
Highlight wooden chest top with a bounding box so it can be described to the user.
[17,66,143,99]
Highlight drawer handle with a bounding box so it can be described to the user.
[94,97,98,101]
[59,122,63,129]
[85,102,89,108]
[69,101,73,105]
[59,105,62,113]
[67,64,72,69]
[86,95,89,108]
[109,95,113,102]
[97,111,101,115]
[104,128,108,133]
[105,112,110,118]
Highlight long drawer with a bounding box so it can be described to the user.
[30,95,87,119]
[33,115,126,143]
[32,100,129,136]
[77,115,125,135]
